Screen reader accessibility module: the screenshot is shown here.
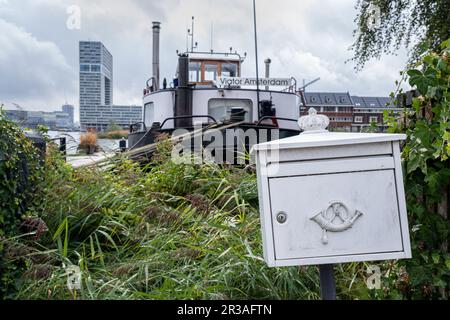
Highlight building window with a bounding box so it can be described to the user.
[221,63,238,77]
[370,116,379,123]
[323,106,336,112]
[91,65,101,72]
[208,99,253,122]
[189,62,201,82]
[354,116,363,123]
[80,64,90,72]
[144,102,154,126]
[104,77,111,105]
[205,64,218,81]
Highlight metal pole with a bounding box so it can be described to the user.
[152,22,161,91]
[319,264,337,300]
[59,137,67,162]
[191,16,195,52]
[253,0,261,119]
[264,58,271,91]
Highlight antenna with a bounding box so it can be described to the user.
[300,78,321,92]
[190,16,197,52]
[253,0,261,118]
[191,16,194,52]
[210,21,214,53]
[186,27,189,53]
[187,17,198,52]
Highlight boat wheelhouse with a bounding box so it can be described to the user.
[128,21,303,163]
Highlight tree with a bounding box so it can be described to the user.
[351,0,450,70]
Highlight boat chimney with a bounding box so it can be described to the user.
[264,58,271,91]
[152,22,161,91]
[174,54,193,128]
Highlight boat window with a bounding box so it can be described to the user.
[208,99,253,122]
[221,63,238,77]
[189,62,201,82]
[205,64,218,81]
[144,102,155,126]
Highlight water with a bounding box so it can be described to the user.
[48,131,121,155]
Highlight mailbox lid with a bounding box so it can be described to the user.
[269,169,405,262]
[254,132,407,152]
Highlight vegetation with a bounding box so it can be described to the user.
[98,131,129,140]
[0,107,44,299]
[2,131,390,300]
[351,0,450,69]
[98,121,129,140]
[384,39,450,299]
[1,40,449,300]
[78,130,100,155]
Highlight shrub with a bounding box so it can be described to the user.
[385,38,450,299]
[79,130,99,154]
[0,107,44,299]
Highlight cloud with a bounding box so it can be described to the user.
[0,0,410,120]
[0,18,76,109]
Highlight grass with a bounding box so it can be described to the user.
[98,130,129,140]
[3,139,388,300]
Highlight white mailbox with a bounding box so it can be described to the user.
[253,109,412,267]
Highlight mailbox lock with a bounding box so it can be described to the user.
[276,212,288,224]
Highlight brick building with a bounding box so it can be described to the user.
[300,92,404,132]
[301,92,354,132]
[351,96,403,132]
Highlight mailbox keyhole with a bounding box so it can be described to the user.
[277,212,288,224]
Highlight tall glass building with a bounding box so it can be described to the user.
[79,41,142,131]
[79,41,113,107]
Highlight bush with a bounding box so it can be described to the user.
[79,130,99,154]
[0,107,44,299]
[386,39,450,299]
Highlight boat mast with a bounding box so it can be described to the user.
[253,0,261,119]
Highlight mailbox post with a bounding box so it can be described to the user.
[253,108,412,300]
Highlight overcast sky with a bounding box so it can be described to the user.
[0,0,408,120]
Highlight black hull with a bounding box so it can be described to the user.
[128,123,300,164]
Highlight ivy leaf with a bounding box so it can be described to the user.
[432,278,447,288]
[426,86,437,99]
[445,255,450,269]
[431,253,440,264]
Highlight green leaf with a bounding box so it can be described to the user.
[432,253,440,264]
[426,86,437,98]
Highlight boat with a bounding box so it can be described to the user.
[128,20,303,164]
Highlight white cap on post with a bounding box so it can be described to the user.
[298,108,330,134]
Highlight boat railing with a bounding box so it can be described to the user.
[143,77,157,96]
[280,77,297,93]
[130,122,147,133]
[160,115,218,129]
[257,116,299,126]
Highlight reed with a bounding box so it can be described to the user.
[6,139,380,300]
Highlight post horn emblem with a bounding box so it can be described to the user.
[311,202,363,245]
